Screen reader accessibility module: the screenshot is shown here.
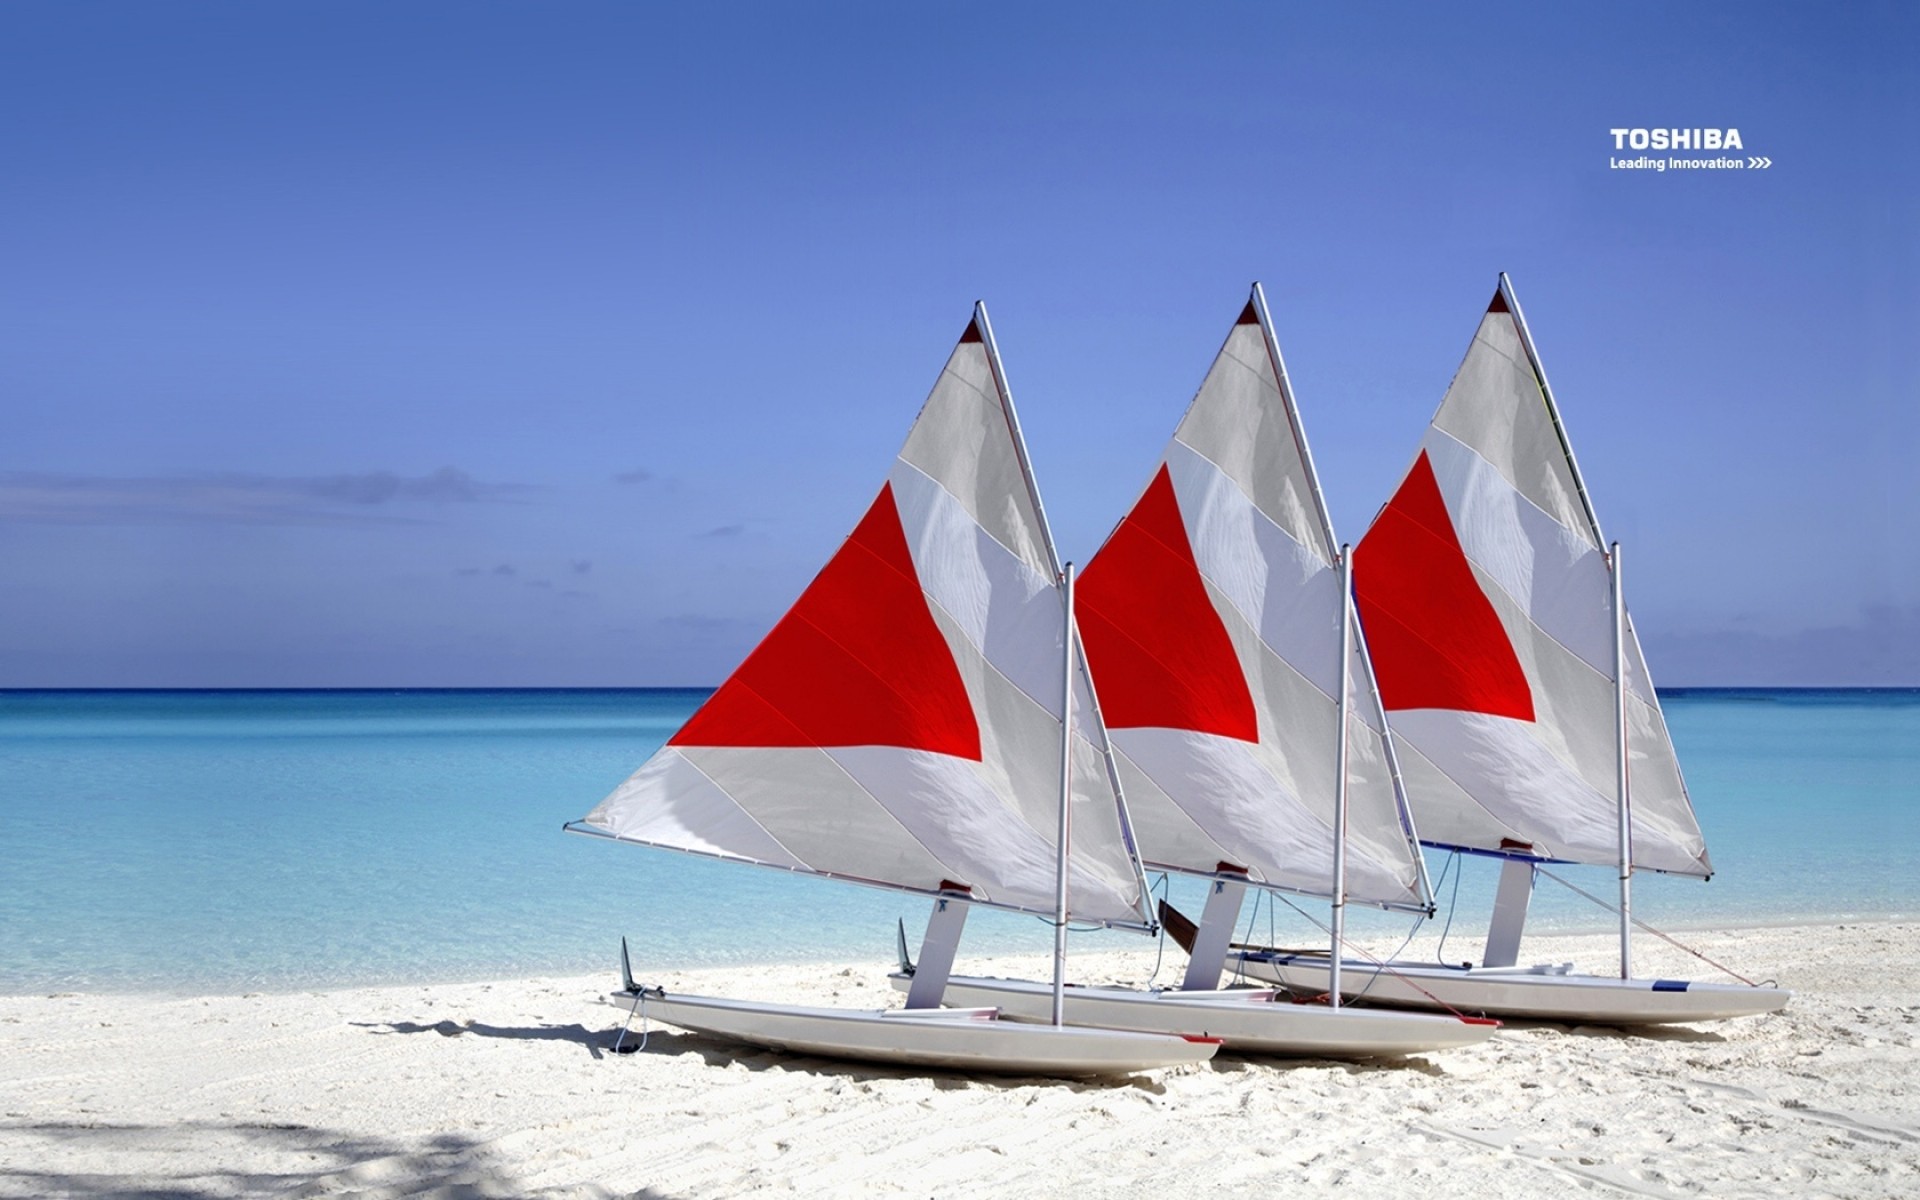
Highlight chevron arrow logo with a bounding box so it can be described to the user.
[1748,156,1773,169]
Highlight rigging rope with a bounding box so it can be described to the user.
[1433,851,1464,966]
[1534,868,1764,987]
[1144,872,1170,989]
[1232,885,1265,987]
[1267,891,1480,1021]
[1346,909,1431,1004]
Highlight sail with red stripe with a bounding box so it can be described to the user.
[576,307,1155,928]
[1355,277,1710,878]
[1079,288,1429,912]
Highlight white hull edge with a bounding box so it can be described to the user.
[606,989,1219,1076]
[1233,952,1791,1025]
[885,972,1498,1058]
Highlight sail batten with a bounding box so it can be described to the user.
[1357,278,1709,879]
[574,311,1156,928]
[1081,287,1429,912]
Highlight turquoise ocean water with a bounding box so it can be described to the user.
[1,688,1914,995]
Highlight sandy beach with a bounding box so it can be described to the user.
[2,921,1914,1199]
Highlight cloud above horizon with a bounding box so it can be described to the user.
[0,468,534,526]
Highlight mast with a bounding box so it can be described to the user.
[1053,564,1077,1026]
[1612,542,1633,978]
[1329,548,1353,1009]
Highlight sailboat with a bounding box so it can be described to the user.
[565,305,1218,1076]
[888,286,1498,1058]
[1232,274,1792,1025]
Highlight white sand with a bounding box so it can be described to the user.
[2,922,1915,1199]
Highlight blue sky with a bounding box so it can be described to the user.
[3,2,1914,686]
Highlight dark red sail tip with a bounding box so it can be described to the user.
[1487,287,1510,315]
[959,320,983,344]
[1235,301,1259,326]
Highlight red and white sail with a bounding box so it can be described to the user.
[1077,288,1430,912]
[1355,277,1710,878]
[576,308,1155,928]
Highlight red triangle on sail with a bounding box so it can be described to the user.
[1355,451,1534,720]
[1078,466,1258,742]
[670,483,982,758]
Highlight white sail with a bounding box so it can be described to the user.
[1355,278,1710,878]
[1076,288,1429,912]
[576,310,1154,928]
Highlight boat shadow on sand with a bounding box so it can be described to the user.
[359,1018,1471,1085]
[1490,1018,1729,1044]
[0,1118,652,1200]
[357,1018,624,1059]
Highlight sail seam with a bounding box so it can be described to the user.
[1427,425,1602,572]
[1425,428,1624,687]
[905,374,1052,576]
[1249,286,1342,564]
[1202,568,1341,709]
[668,748,810,869]
[1170,423,1337,571]
[890,459,1049,595]
[1449,319,1604,549]
[1496,277,1610,548]
[1389,733,1540,858]
[912,592,1150,922]
[1121,578,1426,907]
[1114,745,1239,876]
[892,459,1066,720]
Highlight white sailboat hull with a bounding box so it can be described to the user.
[607,989,1220,1076]
[1233,951,1791,1025]
[884,973,1498,1058]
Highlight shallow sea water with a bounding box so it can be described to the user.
[1,688,1912,993]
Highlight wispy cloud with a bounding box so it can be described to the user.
[304,467,517,505]
[0,468,534,526]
